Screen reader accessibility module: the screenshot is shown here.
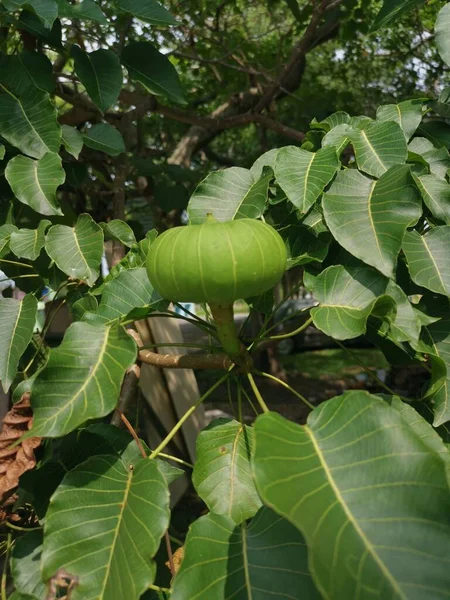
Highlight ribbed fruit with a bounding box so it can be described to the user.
[146,218,287,305]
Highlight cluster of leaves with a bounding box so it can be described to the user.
[1,0,450,599]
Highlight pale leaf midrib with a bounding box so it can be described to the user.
[304,424,407,600]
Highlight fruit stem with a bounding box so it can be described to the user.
[208,303,242,359]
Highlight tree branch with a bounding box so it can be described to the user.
[128,329,234,370]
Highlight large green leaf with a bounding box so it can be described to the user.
[253,392,450,599]
[436,3,450,68]
[29,322,136,437]
[45,213,104,286]
[0,88,60,159]
[383,280,421,343]
[403,227,450,296]
[122,42,186,105]
[17,11,62,47]
[376,99,423,141]
[371,0,425,31]
[42,454,169,600]
[101,219,136,247]
[305,265,392,340]
[187,167,270,224]
[3,0,57,27]
[73,46,123,113]
[61,124,83,159]
[10,220,51,260]
[0,294,37,392]
[91,267,168,323]
[415,173,450,223]
[5,153,65,216]
[0,223,17,256]
[11,530,45,599]
[116,0,176,25]
[83,122,125,156]
[171,507,321,600]
[56,0,107,22]
[350,120,407,178]
[192,418,262,525]
[0,51,54,95]
[274,146,339,213]
[323,166,422,278]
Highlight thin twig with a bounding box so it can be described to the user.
[255,369,315,410]
[111,365,141,427]
[247,373,269,413]
[119,411,147,459]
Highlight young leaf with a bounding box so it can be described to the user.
[10,220,51,260]
[0,88,60,159]
[403,227,450,296]
[45,213,104,286]
[122,42,186,105]
[92,267,168,323]
[72,46,123,113]
[171,507,321,600]
[349,120,407,178]
[187,167,270,224]
[11,530,46,599]
[61,124,83,159]
[116,0,176,25]
[274,146,339,213]
[101,219,136,247]
[0,294,37,392]
[192,418,262,525]
[29,322,136,437]
[376,99,423,141]
[253,392,450,600]
[42,455,169,599]
[5,153,65,216]
[436,3,450,68]
[3,0,58,28]
[83,123,125,156]
[305,264,391,339]
[323,166,422,278]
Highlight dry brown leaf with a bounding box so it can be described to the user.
[166,545,184,575]
[0,393,41,503]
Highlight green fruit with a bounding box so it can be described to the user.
[146,218,287,305]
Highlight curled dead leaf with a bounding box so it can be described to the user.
[166,545,184,575]
[0,393,41,503]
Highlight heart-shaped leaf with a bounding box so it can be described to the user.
[408,137,450,179]
[403,227,450,296]
[10,220,51,260]
[274,146,339,213]
[29,322,136,437]
[45,213,103,286]
[5,153,65,216]
[73,46,123,113]
[171,507,321,600]
[305,265,392,339]
[0,294,37,392]
[83,123,125,156]
[101,219,137,248]
[56,0,107,22]
[61,124,83,159]
[0,88,60,158]
[42,455,169,600]
[122,42,186,105]
[414,174,450,223]
[187,167,270,224]
[350,120,407,178]
[376,99,423,141]
[253,392,450,599]
[323,165,422,278]
[193,418,262,524]
[3,0,57,28]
